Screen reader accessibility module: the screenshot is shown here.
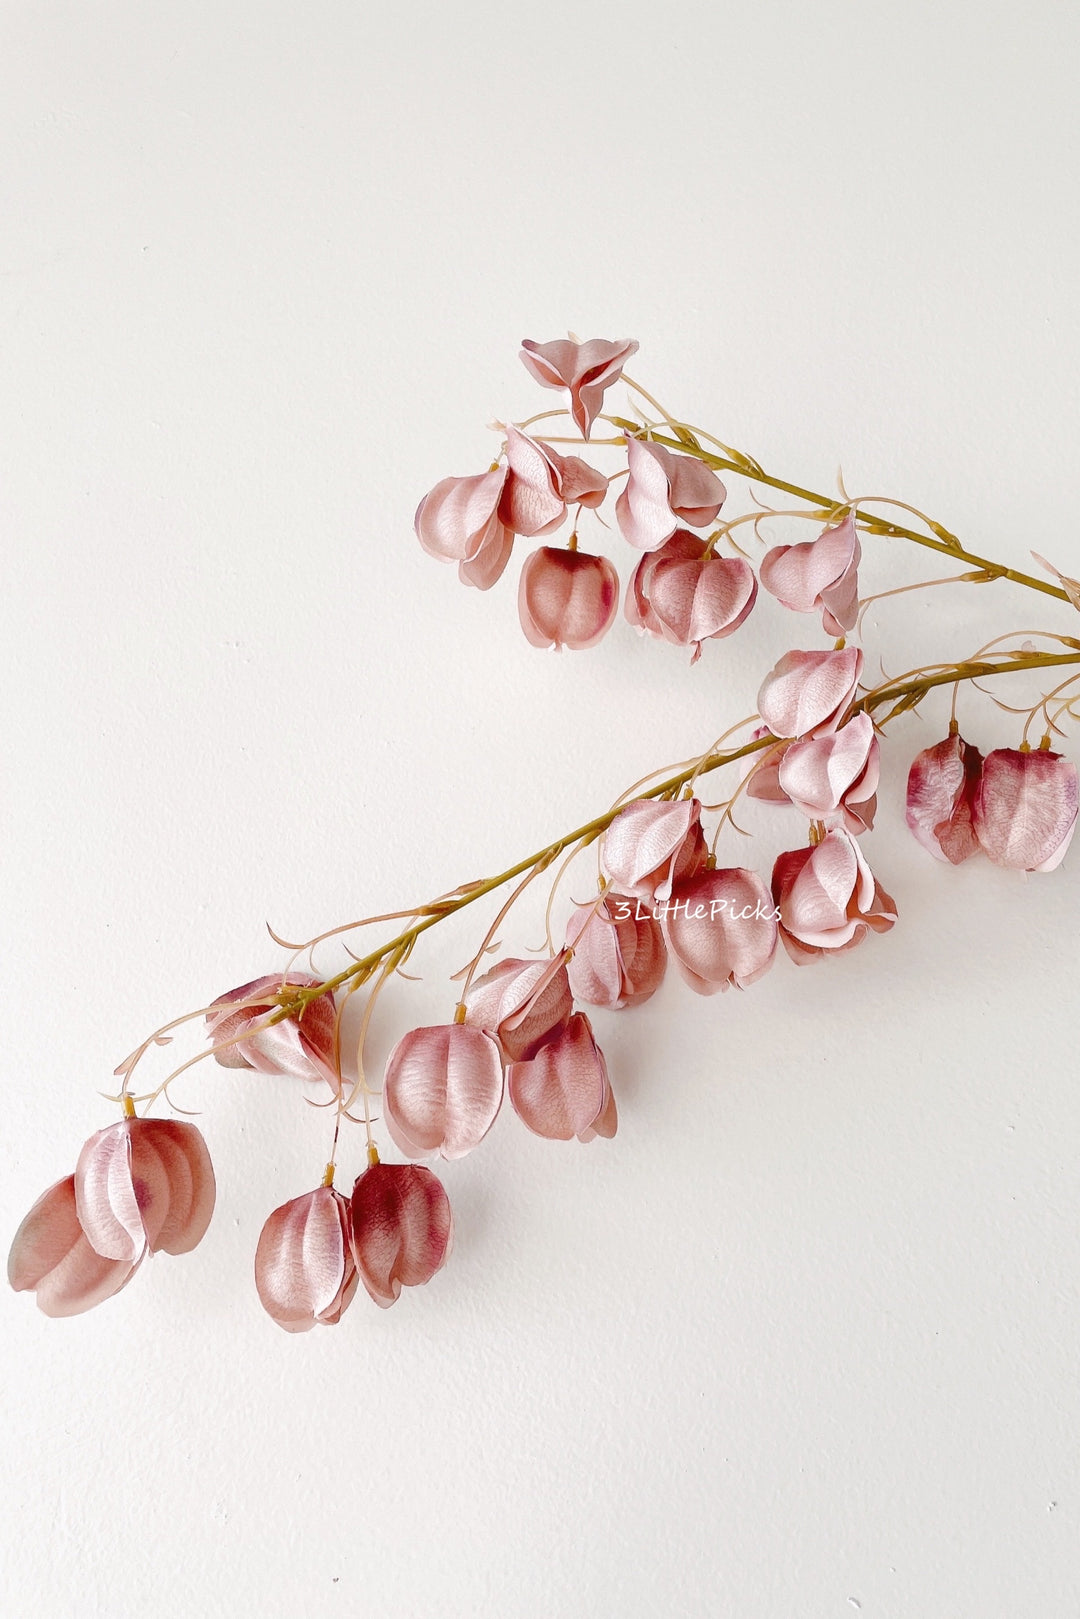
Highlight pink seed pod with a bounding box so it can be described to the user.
[464,956,573,1064]
[601,796,708,903]
[518,546,619,651]
[905,731,984,863]
[971,746,1079,871]
[75,1118,216,1264]
[757,647,864,740]
[759,511,862,635]
[383,1023,505,1160]
[615,436,726,551]
[519,336,639,440]
[499,425,607,539]
[776,712,880,833]
[414,467,514,589]
[564,892,667,1010]
[663,867,778,994]
[349,1162,453,1308]
[8,1174,140,1317]
[206,973,340,1090]
[772,830,897,964]
[507,1013,617,1142]
[254,1186,357,1333]
[624,529,757,661]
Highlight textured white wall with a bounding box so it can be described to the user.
[3,3,1080,1615]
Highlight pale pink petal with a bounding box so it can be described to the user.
[500,426,567,538]
[207,974,340,1089]
[508,1014,611,1141]
[625,531,708,635]
[383,1024,504,1160]
[905,733,984,863]
[564,893,666,1009]
[657,443,726,528]
[759,513,861,634]
[615,438,724,551]
[8,1175,139,1317]
[518,547,619,651]
[458,519,515,589]
[254,1186,355,1333]
[648,553,757,660]
[777,713,879,829]
[601,797,708,902]
[972,747,1079,871]
[578,1068,618,1142]
[132,1121,216,1256]
[414,469,508,563]
[75,1123,146,1262]
[464,956,573,1063]
[772,831,896,962]
[663,868,778,993]
[519,337,638,438]
[743,731,793,804]
[349,1162,453,1308]
[757,647,864,739]
[547,447,608,508]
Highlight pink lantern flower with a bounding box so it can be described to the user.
[414,467,514,590]
[601,796,708,903]
[518,546,619,651]
[207,973,340,1090]
[624,529,757,662]
[507,1013,617,1142]
[464,955,573,1064]
[663,867,778,993]
[971,746,1079,871]
[757,647,863,739]
[383,1023,504,1160]
[8,1174,140,1317]
[776,712,880,833]
[254,1185,357,1333]
[75,1118,216,1264]
[349,1161,453,1308]
[759,511,862,635]
[772,830,897,964]
[500,425,608,539]
[615,436,726,552]
[564,892,667,1009]
[905,731,984,863]
[519,336,639,439]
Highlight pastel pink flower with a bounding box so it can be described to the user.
[518,546,619,650]
[663,867,778,994]
[254,1186,357,1333]
[905,732,984,863]
[207,973,340,1090]
[349,1162,453,1308]
[759,511,862,635]
[601,797,708,903]
[8,1174,140,1317]
[383,1024,504,1160]
[772,830,897,964]
[499,426,608,539]
[75,1118,216,1264]
[414,468,514,590]
[624,529,757,662]
[564,892,667,1010]
[742,726,792,804]
[615,436,726,551]
[519,336,639,439]
[757,647,864,739]
[464,956,573,1063]
[971,747,1079,871]
[507,1013,617,1142]
[776,712,880,833]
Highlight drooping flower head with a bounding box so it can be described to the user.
[663,867,778,993]
[349,1162,453,1308]
[776,712,880,833]
[971,746,1079,871]
[463,956,573,1063]
[206,973,340,1090]
[254,1185,357,1332]
[759,511,862,635]
[74,1118,216,1264]
[772,830,896,964]
[624,529,757,662]
[383,1023,504,1160]
[601,796,708,903]
[8,1175,140,1318]
[905,730,984,863]
[615,436,726,552]
[564,892,667,1010]
[500,426,607,538]
[507,1013,617,1142]
[518,546,619,651]
[414,467,514,590]
[757,647,863,739]
[519,336,639,439]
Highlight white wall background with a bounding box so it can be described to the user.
[3,3,1080,1615]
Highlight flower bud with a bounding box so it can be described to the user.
[772,830,896,963]
[564,893,666,1010]
[757,647,863,739]
[75,1118,216,1264]
[971,746,1079,871]
[777,712,879,833]
[500,425,607,538]
[625,530,756,661]
[206,973,339,1090]
[8,1175,139,1317]
[383,1023,504,1160]
[759,511,861,635]
[254,1186,357,1332]
[601,797,708,903]
[414,468,514,589]
[905,732,984,863]
[518,546,619,650]
[349,1162,453,1308]
[507,1013,617,1142]
[615,436,726,551]
[663,867,778,993]
[464,956,573,1063]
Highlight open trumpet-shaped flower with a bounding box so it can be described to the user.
[349,1162,453,1308]
[564,892,667,1010]
[601,796,708,903]
[905,731,984,863]
[772,830,897,964]
[464,956,573,1064]
[519,336,638,439]
[508,1013,617,1142]
[383,1023,504,1160]
[8,1174,140,1317]
[759,511,862,635]
[777,712,880,833]
[971,746,1079,871]
[207,974,340,1090]
[625,530,757,661]
[254,1186,357,1333]
[75,1118,216,1264]
[518,546,619,651]
[663,867,778,993]
[615,436,726,551]
[757,647,863,740]
[500,425,607,538]
[414,467,514,590]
